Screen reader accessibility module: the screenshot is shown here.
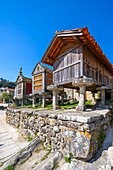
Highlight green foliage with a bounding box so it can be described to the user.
[34,146,42,153]
[12,103,17,108]
[60,102,78,109]
[4,165,14,170]
[0,92,9,103]
[40,144,51,162]
[97,91,101,99]
[86,100,93,106]
[0,78,15,88]
[40,141,46,150]
[64,153,73,164]
[41,150,51,161]
[47,144,52,152]
[98,131,106,148]
[35,132,39,137]
[45,104,52,109]
[27,136,33,142]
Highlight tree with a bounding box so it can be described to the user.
[0,92,9,103]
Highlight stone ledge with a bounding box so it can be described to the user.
[57,109,110,123]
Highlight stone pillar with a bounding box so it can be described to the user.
[111,91,113,101]
[101,89,105,106]
[76,86,86,111]
[61,94,64,105]
[32,95,36,107]
[42,94,46,107]
[21,99,24,106]
[3,98,5,104]
[53,90,58,110]
[92,91,96,104]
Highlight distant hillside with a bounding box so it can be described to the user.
[0,78,16,89]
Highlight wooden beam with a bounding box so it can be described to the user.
[49,39,61,57]
[47,56,55,62]
[53,60,80,74]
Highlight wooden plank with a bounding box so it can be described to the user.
[47,80,53,85]
[34,86,42,90]
[53,60,80,74]
[47,56,55,62]
[61,70,64,82]
[56,45,80,61]
[46,73,53,79]
[79,46,83,77]
[34,80,42,85]
[34,74,42,80]
[42,71,46,92]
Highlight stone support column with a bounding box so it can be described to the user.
[61,94,64,105]
[76,86,86,111]
[92,91,96,104]
[53,90,58,110]
[42,94,46,107]
[101,89,105,106]
[111,91,113,101]
[21,99,24,106]
[32,95,36,107]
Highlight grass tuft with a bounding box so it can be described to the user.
[4,165,14,170]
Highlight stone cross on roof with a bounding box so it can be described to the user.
[19,67,22,75]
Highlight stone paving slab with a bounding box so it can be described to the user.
[0,110,29,164]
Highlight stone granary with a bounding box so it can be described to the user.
[14,68,32,105]
[42,27,113,110]
[32,62,53,107]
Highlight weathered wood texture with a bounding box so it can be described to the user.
[53,45,113,89]
[83,46,113,88]
[32,63,53,95]
[53,46,82,85]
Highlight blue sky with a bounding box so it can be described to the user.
[0,0,113,81]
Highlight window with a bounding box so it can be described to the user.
[18,89,22,94]
[18,83,22,89]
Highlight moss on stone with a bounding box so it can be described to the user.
[98,131,106,149]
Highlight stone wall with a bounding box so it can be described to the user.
[6,108,112,161]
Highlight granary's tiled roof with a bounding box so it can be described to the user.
[41,27,113,73]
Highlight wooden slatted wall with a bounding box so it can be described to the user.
[53,47,81,85]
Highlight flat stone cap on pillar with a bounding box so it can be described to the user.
[47,84,64,91]
[96,86,112,90]
[72,77,93,87]
[38,92,48,95]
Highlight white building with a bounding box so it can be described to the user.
[0,87,14,96]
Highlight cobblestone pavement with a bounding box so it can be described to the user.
[0,110,29,164]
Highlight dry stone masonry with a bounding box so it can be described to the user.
[6,108,113,161]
